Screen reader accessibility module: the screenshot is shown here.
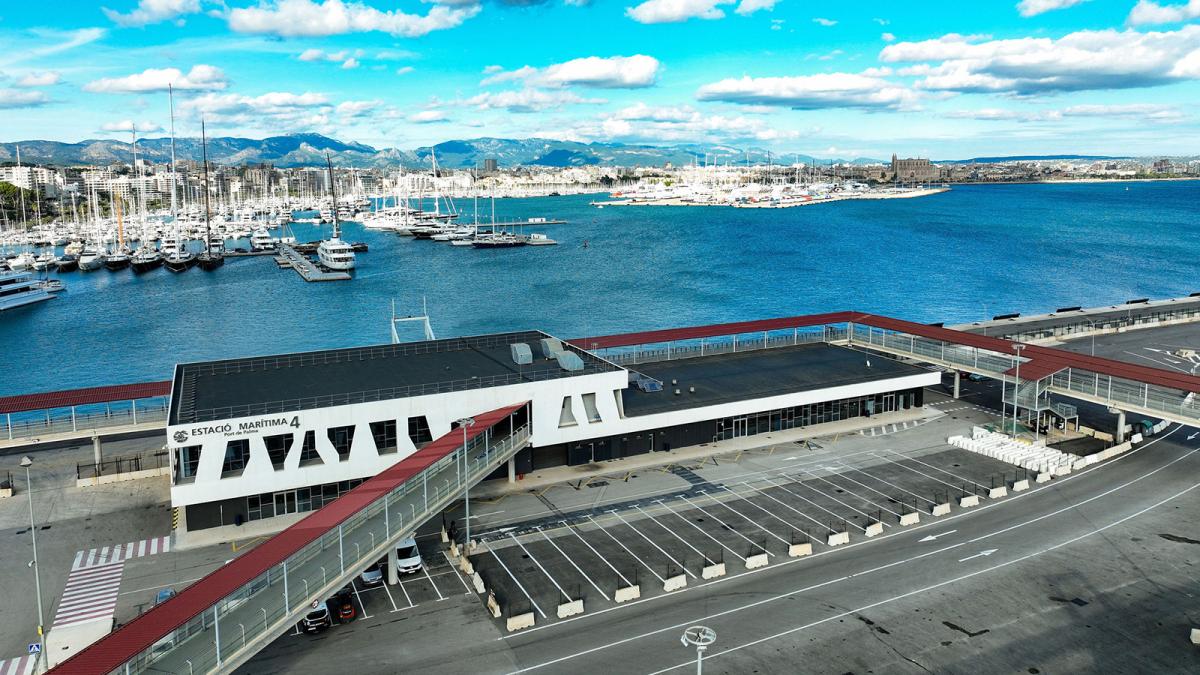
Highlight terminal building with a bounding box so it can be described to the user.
[166,328,938,536]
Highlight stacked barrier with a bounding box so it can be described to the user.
[948,427,1075,477]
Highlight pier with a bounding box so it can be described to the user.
[274,243,351,282]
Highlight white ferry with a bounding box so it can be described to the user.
[0,270,56,312]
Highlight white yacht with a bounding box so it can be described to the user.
[316,155,356,271]
[78,246,107,271]
[0,270,56,311]
[250,228,276,251]
[8,252,35,271]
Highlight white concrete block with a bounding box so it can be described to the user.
[788,542,813,557]
[1011,479,1029,492]
[899,512,920,526]
[1036,472,1052,483]
[931,503,951,517]
[827,531,850,546]
[864,522,884,538]
[1131,433,1143,444]
[1191,627,1200,645]
[744,553,769,569]
[440,527,449,544]
[614,584,641,603]
[472,571,486,594]
[702,562,727,579]
[506,612,535,632]
[663,574,687,592]
[459,556,474,576]
[448,541,460,559]
[557,599,584,619]
[959,495,980,508]
[988,486,1008,499]
[486,591,501,618]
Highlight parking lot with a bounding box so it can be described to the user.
[466,439,1023,628]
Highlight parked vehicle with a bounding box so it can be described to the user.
[331,587,356,623]
[154,588,177,606]
[300,600,332,634]
[360,561,384,587]
[394,536,423,575]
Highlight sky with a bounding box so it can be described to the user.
[1,0,1199,158]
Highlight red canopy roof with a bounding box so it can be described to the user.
[50,401,527,675]
[0,381,171,414]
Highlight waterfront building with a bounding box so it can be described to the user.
[891,154,938,183]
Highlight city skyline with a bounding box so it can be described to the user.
[1,0,1200,158]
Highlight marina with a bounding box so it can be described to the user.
[275,242,351,282]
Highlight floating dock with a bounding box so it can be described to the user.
[275,243,351,282]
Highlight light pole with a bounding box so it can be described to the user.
[1012,344,1025,438]
[456,417,476,553]
[21,456,47,671]
[681,625,716,675]
[1082,317,1096,356]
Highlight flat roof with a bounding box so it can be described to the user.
[953,295,1200,337]
[170,331,617,425]
[622,343,931,416]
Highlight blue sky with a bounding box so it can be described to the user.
[1,0,1199,157]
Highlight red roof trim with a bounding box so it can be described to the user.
[50,402,528,675]
[0,381,172,414]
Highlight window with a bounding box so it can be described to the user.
[328,425,355,462]
[221,439,250,477]
[264,433,292,470]
[558,396,577,428]
[581,393,602,423]
[407,416,432,447]
[247,493,275,521]
[175,445,201,482]
[298,430,322,466]
[370,420,398,455]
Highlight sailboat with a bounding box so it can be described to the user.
[163,85,195,274]
[104,198,131,270]
[316,154,356,271]
[196,120,224,271]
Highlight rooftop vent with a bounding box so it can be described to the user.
[510,342,533,366]
[555,351,585,372]
[540,337,565,359]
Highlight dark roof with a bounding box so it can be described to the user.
[170,332,615,425]
[623,344,929,416]
[0,381,172,414]
[958,296,1200,337]
[50,402,528,675]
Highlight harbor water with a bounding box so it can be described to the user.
[2,180,1198,395]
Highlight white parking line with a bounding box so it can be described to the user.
[349,581,374,620]
[777,474,885,527]
[729,481,849,535]
[608,510,696,579]
[653,498,747,562]
[393,576,414,610]
[586,515,665,583]
[690,490,794,546]
[566,522,633,587]
[835,462,937,506]
[536,527,610,601]
[488,543,547,619]
[797,470,901,518]
[884,449,992,491]
[508,532,573,602]
[634,505,715,566]
[420,560,446,601]
[678,494,776,555]
[871,452,968,494]
[441,551,474,594]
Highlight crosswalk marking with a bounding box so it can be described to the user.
[72,535,170,570]
[52,561,125,629]
[0,655,36,675]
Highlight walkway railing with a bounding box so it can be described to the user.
[600,327,845,366]
[3,399,169,441]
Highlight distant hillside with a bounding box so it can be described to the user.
[0,133,885,169]
[939,154,1128,164]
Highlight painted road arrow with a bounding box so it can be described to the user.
[958,549,998,562]
[919,530,957,542]
[1188,432,1198,441]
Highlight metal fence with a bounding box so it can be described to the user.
[3,399,169,441]
[77,450,169,480]
[600,327,844,366]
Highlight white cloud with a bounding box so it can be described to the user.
[298,48,326,61]
[335,99,378,117]
[945,108,1030,120]
[298,48,362,68]
[16,71,60,87]
[696,71,919,110]
[556,102,799,144]
[482,55,660,89]
[396,66,415,75]
[812,17,837,26]
[227,0,480,38]
[735,0,777,15]
[0,89,49,109]
[408,110,447,123]
[179,91,332,129]
[1128,0,1200,26]
[103,0,200,27]
[625,0,727,24]
[881,32,896,42]
[341,57,360,69]
[1016,0,1088,18]
[458,89,606,113]
[1061,103,1183,120]
[881,26,1200,95]
[84,64,228,93]
[100,119,163,133]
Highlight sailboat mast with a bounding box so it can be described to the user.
[168,84,179,246]
[326,153,340,240]
[201,119,212,253]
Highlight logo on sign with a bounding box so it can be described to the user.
[28,643,41,655]
[173,430,189,443]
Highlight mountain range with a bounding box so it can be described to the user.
[0,133,1137,169]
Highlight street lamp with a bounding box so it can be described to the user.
[456,417,476,553]
[1080,317,1097,356]
[681,625,716,675]
[1012,344,1025,438]
[21,456,47,672]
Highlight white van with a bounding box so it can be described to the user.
[359,536,422,585]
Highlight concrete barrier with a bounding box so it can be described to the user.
[788,542,813,557]
[1012,479,1030,492]
[460,556,474,576]
[441,526,449,543]
[988,486,1008,499]
[931,503,951,517]
[448,541,460,559]
[1036,472,1052,483]
[1094,431,1114,443]
[472,572,486,594]
[827,531,850,546]
[702,562,727,579]
[959,495,980,508]
[1191,627,1200,645]
[506,612,536,632]
[744,553,769,569]
[899,512,920,526]
[864,522,884,538]
[557,599,584,619]
[1131,433,1143,444]
[76,465,170,488]
[0,486,11,499]
[663,574,687,592]
[486,591,501,618]
[614,584,641,603]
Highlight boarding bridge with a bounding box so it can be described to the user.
[847,322,1200,427]
[51,403,530,675]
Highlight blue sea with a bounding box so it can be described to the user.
[2,180,1197,396]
